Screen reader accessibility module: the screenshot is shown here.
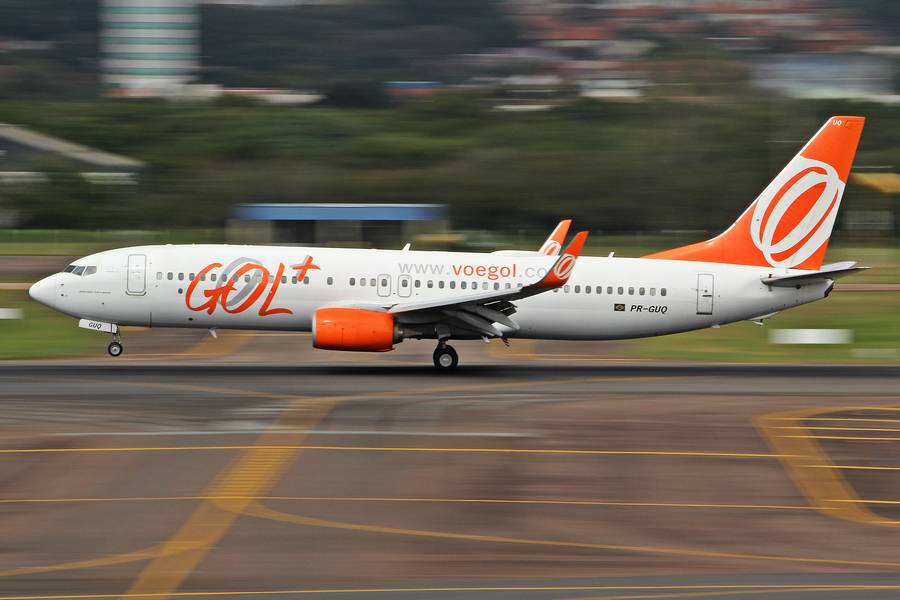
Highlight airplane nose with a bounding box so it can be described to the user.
[28,275,57,309]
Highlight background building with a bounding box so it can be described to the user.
[100,0,200,97]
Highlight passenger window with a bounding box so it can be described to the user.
[187,273,194,281]
[156,272,163,280]
[304,277,310,284]
[585,285,591,294]
[564,285,570,293]
[327,277,334,285]
[177,273,184,281]
[650,288,656,296]
[281,276,286,284]
[349,277,356,286]
[608,286,613,294]
[359,277,366,287]
[427,280,433,288]
[628,287,634,295]
[415,280,421,288]
[244,274,250,282]
[574,285,581,293]
[167,272,173,281]
[639,287,645,296]
[370,278,376,287]
[211,273,217,282]
[201,274,207,282]
[461,281,467,289]
[291,275,298,284]
[494,282,500,290]
[482,282,488,290]
[596,286,602,294]
[449,281,456,289]
[439,281,445,289]
[380,278,387,287]
[617,286,623,295]
[505,282,511,289]
[401,278,408,288]
[661,288,667,296]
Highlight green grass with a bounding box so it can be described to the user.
[0,291,96,359]
[632,292,900,363]
[0,229,225,256]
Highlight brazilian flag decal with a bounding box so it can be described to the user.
[614,304,626,312]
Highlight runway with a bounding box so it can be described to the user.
[1,361,899,599]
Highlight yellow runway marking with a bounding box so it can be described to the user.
[243,501,900,569]
[756,404,900,529]
[0,445,784,458]
[6,584,900,600]
[0,495,823,511]
[123,396,338,598]
[121,372,639,598]
[777,417,900,423]
[810,464,900,471]
[781,426,900,432]
[0,545,165,579]
[784,435,900,441]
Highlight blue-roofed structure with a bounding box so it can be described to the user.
[233,203,445,222]
[229,203,447,246]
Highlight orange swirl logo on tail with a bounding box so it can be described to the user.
[749,157,844,269]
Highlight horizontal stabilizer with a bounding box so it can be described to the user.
[762,261,868,287]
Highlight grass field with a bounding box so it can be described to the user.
[0,291,97,359]
[633,292,899,363]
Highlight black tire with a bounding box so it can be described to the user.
[107,342,124,357]
[432,345,459,370]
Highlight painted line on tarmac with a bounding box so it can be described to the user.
[756,404,900,529]
[124,372,640,598]
[44,429,529,438]
[243,501,900,570]
[0,445,787,459]
[123,395,338,597]
[7,584,900,600]
[0,495,824,512]
[784,435,900,441]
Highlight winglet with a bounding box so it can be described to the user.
[538,219,572,256]
[534,230,588,289]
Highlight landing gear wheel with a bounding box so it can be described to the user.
[433,344,458,370]
[107,341,124,357]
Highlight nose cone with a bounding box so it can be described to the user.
[29,275,57,309]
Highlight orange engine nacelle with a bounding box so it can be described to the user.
[313,308,399,352]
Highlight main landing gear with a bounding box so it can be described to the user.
[433,343,459,370]
[107,332,124,357]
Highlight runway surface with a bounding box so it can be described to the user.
[1,360,899,599]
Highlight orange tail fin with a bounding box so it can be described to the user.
[645,116,865,270]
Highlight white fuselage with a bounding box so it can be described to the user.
[32,244,830,341]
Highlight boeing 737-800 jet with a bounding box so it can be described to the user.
[29,116,867,369]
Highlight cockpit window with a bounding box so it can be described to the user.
[63,264,97,276]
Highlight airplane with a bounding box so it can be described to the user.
[29,116,867,370]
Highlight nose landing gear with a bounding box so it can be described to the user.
[432,343,458,370]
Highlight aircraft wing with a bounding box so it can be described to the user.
[761,261,869,287]
[354,231,588,339]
